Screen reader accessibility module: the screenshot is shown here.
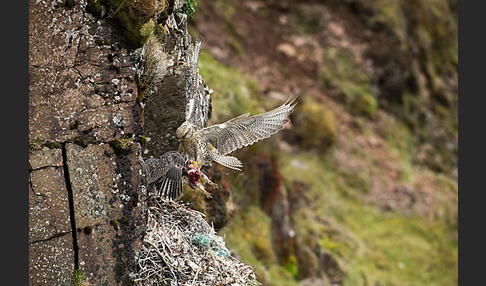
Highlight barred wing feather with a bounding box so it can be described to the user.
[144,151,186,200]
[200,97,297,156]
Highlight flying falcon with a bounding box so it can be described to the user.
[176,97,298,171]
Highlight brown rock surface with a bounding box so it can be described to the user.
[29,0,147,284]
[143,65,190,156]
[29,235,74,286]
[29,147,63,170]
[66,141,146,285]
[29,0,142,144]
[29,167,71,243]
[77,224,118,285]
[66,143,121,227]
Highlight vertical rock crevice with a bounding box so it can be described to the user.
[61,144,79,270]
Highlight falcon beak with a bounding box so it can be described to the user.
[177,138,182,143]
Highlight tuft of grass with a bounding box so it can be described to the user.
[71,269,86,286]
[137,32,170,97]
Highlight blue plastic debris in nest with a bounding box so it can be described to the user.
[192,233,211,248]
[192,233,230,257]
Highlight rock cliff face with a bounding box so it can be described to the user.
[29,0,209,284]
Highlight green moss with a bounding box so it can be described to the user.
[283,254,298,279]
[139,18,157,38]
[109,136,134,155]
[110,219,119,231]
[71,136,88,148]
[30,139,43,151]
[178,0,198,17]
[92,81,105,93]
[86,0,102,18]
[352,91,378,118]
[140,136,148,144]
[70,120,80,130]
[43,142,63,149]
[88,0,157,48]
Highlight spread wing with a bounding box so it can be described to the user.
[199,97,298,155]
[144,151,186,200]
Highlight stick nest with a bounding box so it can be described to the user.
[130,199,261,285]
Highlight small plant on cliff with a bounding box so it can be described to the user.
[71,269,86,286]
[179,0,197,17]
[29,139,43,151]
[110,135,135,155]
[136,24,170,99]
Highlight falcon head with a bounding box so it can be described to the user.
[175,122,197,143]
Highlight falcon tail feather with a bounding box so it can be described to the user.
[211,152,243,171]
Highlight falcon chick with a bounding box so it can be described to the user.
[144,151,187,200]
[176,97,298,170]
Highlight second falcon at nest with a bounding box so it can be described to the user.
[176,97,298,171]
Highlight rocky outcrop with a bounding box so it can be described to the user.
[141,25,212,159]
[29,0,214,285]
[29,0,146,284]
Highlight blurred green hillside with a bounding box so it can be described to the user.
[186,0,457,285]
